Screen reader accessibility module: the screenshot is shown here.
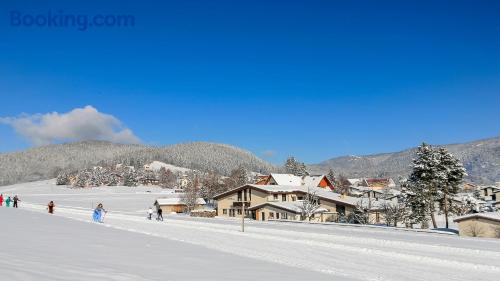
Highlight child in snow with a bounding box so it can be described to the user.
[157,207,163,221]
[13,195,20,208]
[5,196,11,207]
[0,194,3,206]
[47,201,55,214]
[93,203,107,223]
[148,207,153,220]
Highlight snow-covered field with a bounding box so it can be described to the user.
[1,180,500,281]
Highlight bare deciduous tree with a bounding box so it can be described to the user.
[298,189,320,221]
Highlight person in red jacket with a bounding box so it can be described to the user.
[0,194,3,206]
[47,201,55,214]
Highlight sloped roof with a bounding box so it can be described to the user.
[268,173,330,188]
[248,201,330,214]
[155,197,206,206]
[269,174,303,185]
[453,212,500,223]
[302,175,327,187]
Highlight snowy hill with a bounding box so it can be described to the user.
[310,137,500,184]
[0,141,276,186]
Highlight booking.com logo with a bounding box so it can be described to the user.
[10,10,135,31]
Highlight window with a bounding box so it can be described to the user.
[223,209,227,215]
[273,194,278,200]
[297,196,304,200]
[282,213,288,219]
[237,191,242,201]
[229,209,235,217]
[282,194,286,201]
[292,196,296,201]
[269,212,274,219]
[237,209,242,215]
[244,189,247,201]
[276,213,280,219]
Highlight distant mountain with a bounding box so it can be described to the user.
[309,137,500,184]
[0,141,277,186]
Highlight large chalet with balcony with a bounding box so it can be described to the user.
[213,184,356,222]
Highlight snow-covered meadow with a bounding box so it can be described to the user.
[1,180,499,281]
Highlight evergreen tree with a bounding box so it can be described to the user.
[284,157,309,176]
[405,143,466,229]
[327,168,336,184]
[436,147,467,228]
[406,143,441,228]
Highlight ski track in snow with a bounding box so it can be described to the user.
[19,202,500,281]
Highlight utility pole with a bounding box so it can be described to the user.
[241,199,245,232]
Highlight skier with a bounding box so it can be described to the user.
[148,207,153,220]
[157,207,163,221]
[13,195,20,208]
[93,203,107,223]
[0,194,3,206]
[5,196,11,207]
[47,201,55,214]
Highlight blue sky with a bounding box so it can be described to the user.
[0,0,499,164]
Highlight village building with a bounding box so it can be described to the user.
[479,186,500,202]
[214,184,357,222]
[254,173,334,190]
[453,212,500,238]
[154,197,206,213]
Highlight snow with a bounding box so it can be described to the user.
[454,212,500,222]
[2,180,500,281]
[144,160,191,173]
[0,208,335,281]
[270,173,303,185]
[156,197,206,206]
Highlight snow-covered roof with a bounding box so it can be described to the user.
[269,174,303,186]
[348,178,362,185]
[155,197,206,206]
[302,175,327,187]
[453,212,500,223]
[249,201,302,213]
[248,201,330,214]
[267,174,330,188]
[478,186,500,190]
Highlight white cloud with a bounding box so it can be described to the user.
[0,105,141,145]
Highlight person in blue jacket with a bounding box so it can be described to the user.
[5,196,12,207]
[93,203,107,223]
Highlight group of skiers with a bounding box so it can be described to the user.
[0,194,20,208]
[1,193,164,224]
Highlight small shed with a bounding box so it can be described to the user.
[154,198,206,213]
[453,212,500,238]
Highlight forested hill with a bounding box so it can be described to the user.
[0,141,277,186]
[309,137,500,184]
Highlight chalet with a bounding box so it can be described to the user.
[214,184,356,222]
[154,197,206,213]
[255,173,334,190]
[479,186,500,202]
[453,212,500,238]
